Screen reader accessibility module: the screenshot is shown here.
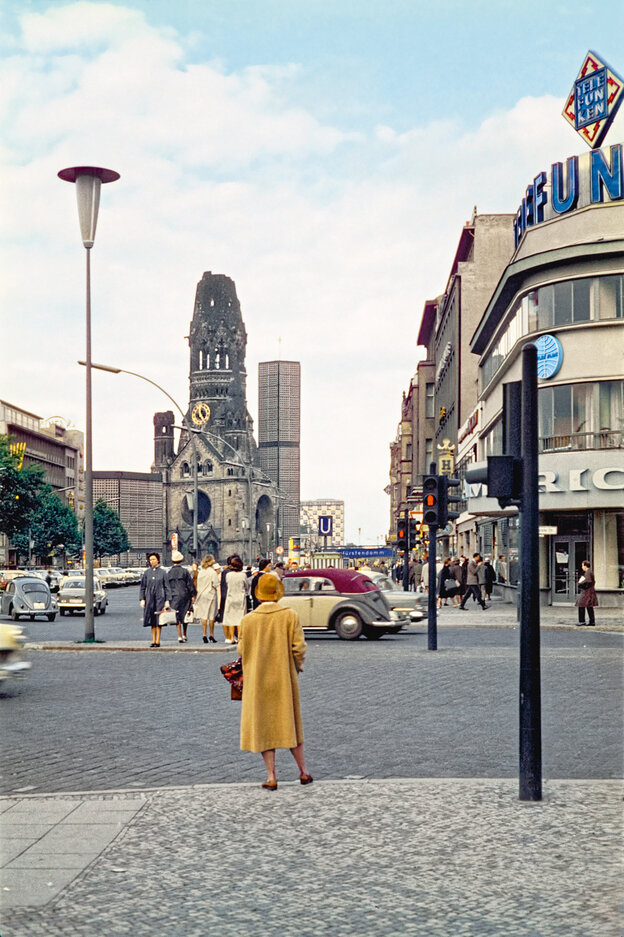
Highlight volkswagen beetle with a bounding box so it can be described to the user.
[281,568,409,640]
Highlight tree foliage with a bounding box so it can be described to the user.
[93,499,131,558]
[12,489,81,561]
[0,435,46,539]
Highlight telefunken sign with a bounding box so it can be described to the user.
[514,51,623,248]
[514,142,622,247]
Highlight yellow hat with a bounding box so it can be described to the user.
[255,573,285,603]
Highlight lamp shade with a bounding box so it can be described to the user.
[58,166,120,248]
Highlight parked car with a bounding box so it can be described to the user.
[365,571,425,622]
[0,576,58,622]
[58,576,108,616]
[281,568,409,640]
[0,622,31,683]
[0,570,23,591]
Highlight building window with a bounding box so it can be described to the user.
[425,383,434,419]
[425,438,433,471]
[181,462,190,478]
[539,380,624,450]
[203,461,213,475]
[480,274,622,390]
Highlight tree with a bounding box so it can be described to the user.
[12,489,81,562]
[0,435,46,539]
[92,499,131,558]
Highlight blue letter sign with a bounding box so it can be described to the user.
[318,516,333,537]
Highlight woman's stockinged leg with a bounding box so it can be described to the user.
[261,749,276,783]
[290,742,307,774]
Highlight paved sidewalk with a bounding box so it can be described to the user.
[1,778,622,936]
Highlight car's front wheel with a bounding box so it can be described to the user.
[47,613,56,622]
[10,606,19,621]
[333,610,363,640]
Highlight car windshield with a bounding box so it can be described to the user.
[62,579,85,589]
[21,583,48,594]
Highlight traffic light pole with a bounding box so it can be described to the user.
[427,524,438,650]
[402,508,410,592]
[519,344,542,801]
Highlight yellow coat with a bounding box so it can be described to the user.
[237,603,307,753]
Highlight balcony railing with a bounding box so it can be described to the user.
[540,430,623,453]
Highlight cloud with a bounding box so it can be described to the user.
[2,1,610,542]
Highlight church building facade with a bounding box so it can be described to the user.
[153,272,280,563]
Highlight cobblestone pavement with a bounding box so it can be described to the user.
[1,616,622,794]
[1,778,622,936]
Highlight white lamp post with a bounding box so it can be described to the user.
[59,166,119,641]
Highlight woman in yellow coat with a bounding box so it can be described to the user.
[237,573,313,790]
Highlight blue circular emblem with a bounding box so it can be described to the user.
[535,334,563,379]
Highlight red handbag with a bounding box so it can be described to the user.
[220,657,243,700]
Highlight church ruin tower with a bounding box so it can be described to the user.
[188,272,255,461]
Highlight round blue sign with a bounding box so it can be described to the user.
[535,333,563,379]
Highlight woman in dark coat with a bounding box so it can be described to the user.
[437,558,454,607]
[576,561,598,626]
[250,559,272,610]
[140,552,172,648]
[167,550,196,643]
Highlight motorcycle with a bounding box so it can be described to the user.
[0,622,31,684]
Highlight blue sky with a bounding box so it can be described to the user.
[2,1,623,544]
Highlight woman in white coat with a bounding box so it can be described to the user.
[221,555,249,644]
[194,555,220,643]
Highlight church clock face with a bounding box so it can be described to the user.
[191,402,211,426]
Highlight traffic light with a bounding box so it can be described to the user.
[464,456,523,509]
[396,518,407,551]
[408,516,419,548]
[440,475,461,526]
[422,475,440,526]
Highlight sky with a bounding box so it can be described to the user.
[2,0,623,544]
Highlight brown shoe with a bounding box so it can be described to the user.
[299,774,314,785]
[262,780,278,790]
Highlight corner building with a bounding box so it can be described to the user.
[469,142,624,607]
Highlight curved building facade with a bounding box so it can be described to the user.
[469,142,623,607]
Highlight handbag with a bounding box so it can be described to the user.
[220,656,243,700]
[159,609,177,626]
[445,581,460,594]
[184,609,195,624]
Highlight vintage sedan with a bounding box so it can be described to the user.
[58,577,108,616]
[0,576,58,622]
[281,568,409,640]
[366,571,425,622]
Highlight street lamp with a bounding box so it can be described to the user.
[59,166,119,642]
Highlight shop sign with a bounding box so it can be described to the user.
[458,409,478,444]
[563,51,624,149]
[466,451,624,513]
[539,526,558,536]
[535,334,563,379]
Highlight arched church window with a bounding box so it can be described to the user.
[182,462,190,478]
[227,468,234,476]
[198,349,203,370]
[214,350,220,369]
[203,461,213,475]
[196,462,202,475]
[225,352,230,369]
